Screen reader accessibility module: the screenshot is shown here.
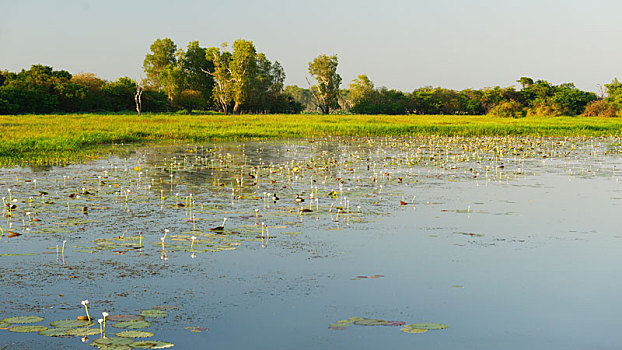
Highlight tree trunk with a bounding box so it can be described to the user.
[233,101,241,114]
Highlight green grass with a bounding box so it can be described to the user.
[2,113,622,165]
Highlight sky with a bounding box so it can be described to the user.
[2,0,622,92]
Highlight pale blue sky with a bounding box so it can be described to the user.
[2,0,621,92]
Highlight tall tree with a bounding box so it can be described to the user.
[181,41,214,106]
[204,45,233,114]
[307,54,341,114]
[349,74,374,105]
[229,39,257,114]
[143,38,177,90]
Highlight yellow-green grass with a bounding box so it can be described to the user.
[1,113,622,165]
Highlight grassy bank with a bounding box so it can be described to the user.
[2,113,622,165]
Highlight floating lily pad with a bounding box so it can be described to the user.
[65,327,101,336]
[400,327,429,334]
[96,346,132,350]
[0,321,10,329]
[9,325,48,333]
[112,321,151,329]
[92,336,134,346]
[116,330,154,338]
[106,314,145,322]
[403,323,449,330]
[328,325,347,330]
[335,319,353,325]
[131,341,174,349]
[50,319,92,328]
[39,328,71,337]
[2,316,45,324]
[184,326,208,333]
[352,318,388,326]
[140,310,168,318]
[384,320,406,327]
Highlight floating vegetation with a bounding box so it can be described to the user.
[39,328,73,337]
[116,330,155,338]
[352,274,384,280]
[131,340,175,349]
[8,325,48,333]
[184,326,208,333]
[140,309,168,318]
[2,316,45,324]
[402,323,449,330]
[330,317,446,335]
[92,336,134,347]
[65,327,101,336]
[50,319,93,328]
[0,322,10,329]
[353,318,389,326]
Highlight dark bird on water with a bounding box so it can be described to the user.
[210,217,228,232]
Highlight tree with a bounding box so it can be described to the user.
[307,54,341,114]
[181,41,214,107]
[204,45,233,114]
[143,38,177,90]
[517,77,534,90]
[229,39,257,114]
[349,74,374,105]
[159,64,184,102]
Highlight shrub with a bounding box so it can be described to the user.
[487,100,526,118]
[582,100,620,117]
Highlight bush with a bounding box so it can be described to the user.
[487,100,526,118]
[582,100,620,117]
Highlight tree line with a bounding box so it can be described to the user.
[1,37,621,117]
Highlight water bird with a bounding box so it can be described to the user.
[295,195,304,203]
[272,193,279,203]
[210,217,227,232]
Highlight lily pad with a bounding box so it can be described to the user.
[106,314,145,322]
[50,319,92,328]
[131,341,175,349]
[92,336,134,346]
[400,327,429,334]
[39,328,71,337]
[112,321,151,329]
[352,318,388,326]
[116,330,154,338]
[96,346,132,350]
[403,323,449,330]
[2,316,45,324]
[9,325,48,333]
[0,321,10,329]
[65,327,101,336]
[140,310,168,318]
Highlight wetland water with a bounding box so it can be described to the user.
[0,136,621,349]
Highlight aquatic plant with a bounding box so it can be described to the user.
[81,300,91,321]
